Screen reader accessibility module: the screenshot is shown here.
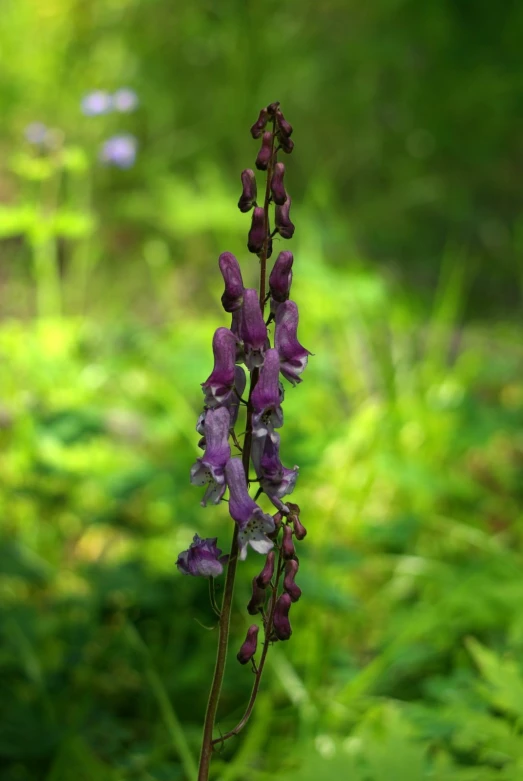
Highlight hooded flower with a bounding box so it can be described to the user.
[190,407,231,505]
[255,131,273,171]
[275,301,311,385]
[247,207,266,254]
[269,251,293,311]
[252,431,298,512]
[202,328,238,406]
[238,288,268,370]
[283,559,302,602]
[275,196,295,238]
[238,169,257,213]
[176,535,226,577]
[273,592,292,640]
[219,252,244,312]
[250,107,269,139]
[251,348,284,433]
[270,162,287,206]
[225,458,275,560]
[237,625,259,664]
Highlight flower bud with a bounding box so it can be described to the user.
[275,197,295,239]
[273,592,292,640]
[283,559,302,602]
[282,523,295,559]
[276,109,293,138]
[247,575,267,615]
[268,511,282,539]
[237,624,259,664]
[247,206,267,254]
[291,515,307,540]
[267,101,280,116]
[256,550,275,588]
[279,134,294,154]
[269,251,293,303]
[270,162,287,206]
[219,252,244,312]
[238,169,257,213]
[250,108,269,139]
[255,131,273,171]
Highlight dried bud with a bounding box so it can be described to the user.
[291,515,307,540]
[282,523,295,559]
[270,162,287,206]
[275,196,295,239]
[238,169,257,213]
[237,624,259,664]
[279,134,294,154]
[219,252,244,312]
[276,109,293,138]
[247,206,267,254]
[269,251,293,303]
[256,550,275,588]
[273,592,292,640]
[247,576,267,615]
[255,131,273,171]
[286,502,301,514]
[250,107,269,139]
[283,559,302,602]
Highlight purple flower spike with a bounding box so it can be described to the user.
[269,251,294,309]
[202,328,238,406]
[273,592,292,640]
[239,288,268,370]
[250,107,269,139]
[251,349,284,433]
[225,458,275,561]
[255,131,273,171]
[247,206,267,255]
[238,169,258,213]
[219,252,244,312]
[190,407,231,506]
[270,162,287,206]
[255,432,298,512]
[275,196,295,239]
[237,625,259,664]
[282,524,295,559]
[283,559,302,602]
[256,550,275,588]
[177,534,226,578]
[275,301,311,385]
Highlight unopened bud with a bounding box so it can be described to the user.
[286,502,301,514]
[291,515,307,540]
[256,550,275,588]
[276,109,293,138]
[269,251,293,303]
[238,169,257,213]
[267,101,280,116]
[282,523,295,559]
[250,108,269,139]
[268,511,282,539]
[270,162,287,206]
[237,624,259,664]
[247,575,266,615]
[273,592,292,640]
[219,252,244,312]
[255,131,273,171]
[275,197,295,239]
[283,559,302,602]
[247,206,266,254]
[279,134,294,154]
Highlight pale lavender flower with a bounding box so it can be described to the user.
[237,625,259,664]
[225,458,274,560]
[251,348,284,433]
[238,288,268,370]
[24,122,48,145]
[100,134,137,169]
[202,328,238,406]
[81,90,112,116]
[275,301,311,385]
[113,87,139,112]
[190,407,231,506]
[219,252,244,312]
[177,534,226,577]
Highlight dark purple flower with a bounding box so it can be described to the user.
[269,251,293,308]
[267,101,280,116]
[276,109,293,138]
[81,90,112,116]
[253,431,298,512]
[177,534,226,577]
[291,514,307,540]
[190,407,231,505]
[24,122,48,145]
[100,134,137,169]
[250,107,269,139]
[251,349,284,433]
[256,550,275,588]
[282,524,295,559]
[113,88,139,113]
[219,252,244,312]
[273,592,292,640]
[247,576,266,615]
[255,131,273,171]
[247,206,267,254]
[237,625,259,664]
[202,328,238,406]
[283,559,302,602]
[275,196,295,239]
[275,301,311,385]
[270,162,287,206]
[279,135,295,154]
[238,288,268,370]
[225,458,274,560]
[238,169,257,213]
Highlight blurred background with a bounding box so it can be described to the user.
[1,0,523,779]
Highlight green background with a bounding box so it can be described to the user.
[1,1,522,779]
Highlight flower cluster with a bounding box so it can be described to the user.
[177,102,309,665]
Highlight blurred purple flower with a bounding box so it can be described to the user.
[113,88,139,113]
[176,534,226,577]
[100,134,138,169]
[81,90,112,116]
[24,122,48,145]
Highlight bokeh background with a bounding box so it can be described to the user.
[1,1,523,779]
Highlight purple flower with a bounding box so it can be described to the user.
[251,348,284,433]
[276,109,293,138]
[100,134,137,169]
[283,559,302,602]
[291,513,307,540]
[81,90,112,116]
[24,122,48,145]
[225,458,275,560]
[269,251,293,309]
[219,252,244,312]
[279,135,295,154]
[250,107,269,139]
[255,131,273,171]
[256,550,275,588]
[190,407,231,506]
[238,288,268,370]
[113,88,139,113]
[270,162,287,206]
[238,169,257,213]
[273,592,292,640]
[247,206,266,254]
[252,431,298,512]
[275,301,311,385]
[275,196,295,238]
[177,534,226,577]
[237,625,259,664]
[202,328,238,406]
